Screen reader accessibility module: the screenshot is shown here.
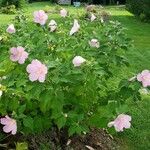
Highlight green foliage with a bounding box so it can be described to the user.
[0,0,27,8]
[16,142,28,150]
[0,9,141,137]
[0,5,16,14]
[117,99,150,150]
[28,0,51,3]
[0,5,149,150]
[126,0,150,22]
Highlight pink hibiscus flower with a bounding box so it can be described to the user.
[6,24,16,34]
[26,59,48,82]
[48,20,57,32]
[33,10,48,25]
[91,13,96,22]
[0,90,2,97]
[70,19,80,35]
[89,39,100,48]
[108,114,132,132]
[72,56,86,67]
[0,115,17,135]
[60,9,67,17]
[137,70,150,87]
[10,46,28,64]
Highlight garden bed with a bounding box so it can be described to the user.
[1,128,119,150]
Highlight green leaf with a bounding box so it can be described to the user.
[55,116,66,129]
[68,112,84,122]
[68,124,83,136]
[97,106,113,118]
[118,79,129,88]
[39,90,52,113]
[27,84,45,99]
[8,98,19,112]
[33,117,43,133]
[16,78,28,88]
[16,142,28,150]
[107,126,116,135]
[0,59,15,76]
[89,115,108,128]
[18,104,26,114]
[34,116,51,133]
[119,87,134,99]
[116,105,129,114]
[23,116,34,132]
[51,109,62,119]
[108,100,118,112]
[51,89,64,112]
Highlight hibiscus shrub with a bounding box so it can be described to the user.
[0,9,142,136]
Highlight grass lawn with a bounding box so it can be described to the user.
[0,2,150,150]
[105,7,150,150]
[105,6,150,72]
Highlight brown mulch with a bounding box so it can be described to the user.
[0,128,120,150]
[67,128,118,150]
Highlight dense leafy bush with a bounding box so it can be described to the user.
[28,0,50,3]
[126,0,150,21]
[0,5,16,14]
[0,0,27,8]
[0,8,143,137]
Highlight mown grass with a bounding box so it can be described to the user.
[106,7,150,150]
[0,2,150,150]
[105,6,150,72]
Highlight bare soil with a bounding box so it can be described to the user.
[0,128,120,150]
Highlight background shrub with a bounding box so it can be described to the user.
[28,0,50,3]
[126,0,150,22]
[0,5,16,14]
[0,0,27,8]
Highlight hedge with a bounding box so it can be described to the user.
[0,0,27,8]
[126,0,150,21]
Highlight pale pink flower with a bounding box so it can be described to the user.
[0,115,17,135]
[60,9,67,17]
[6,24,16,34]
[0,84,2,97]
[138,88,149,95]
[48,20,57,32]
[137,70,150,87]
[89,39,100,48]
[128,76,136,82]
[108,114,131,132]
[86,5,96,12]
[33,10,48,25]
[26,59,48,82]
[100,17,104,23]
[72,56,86,67]
[91,13,96,22]
[70,19,80,35]
[10,46,28,64]
[0,90,2,97]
